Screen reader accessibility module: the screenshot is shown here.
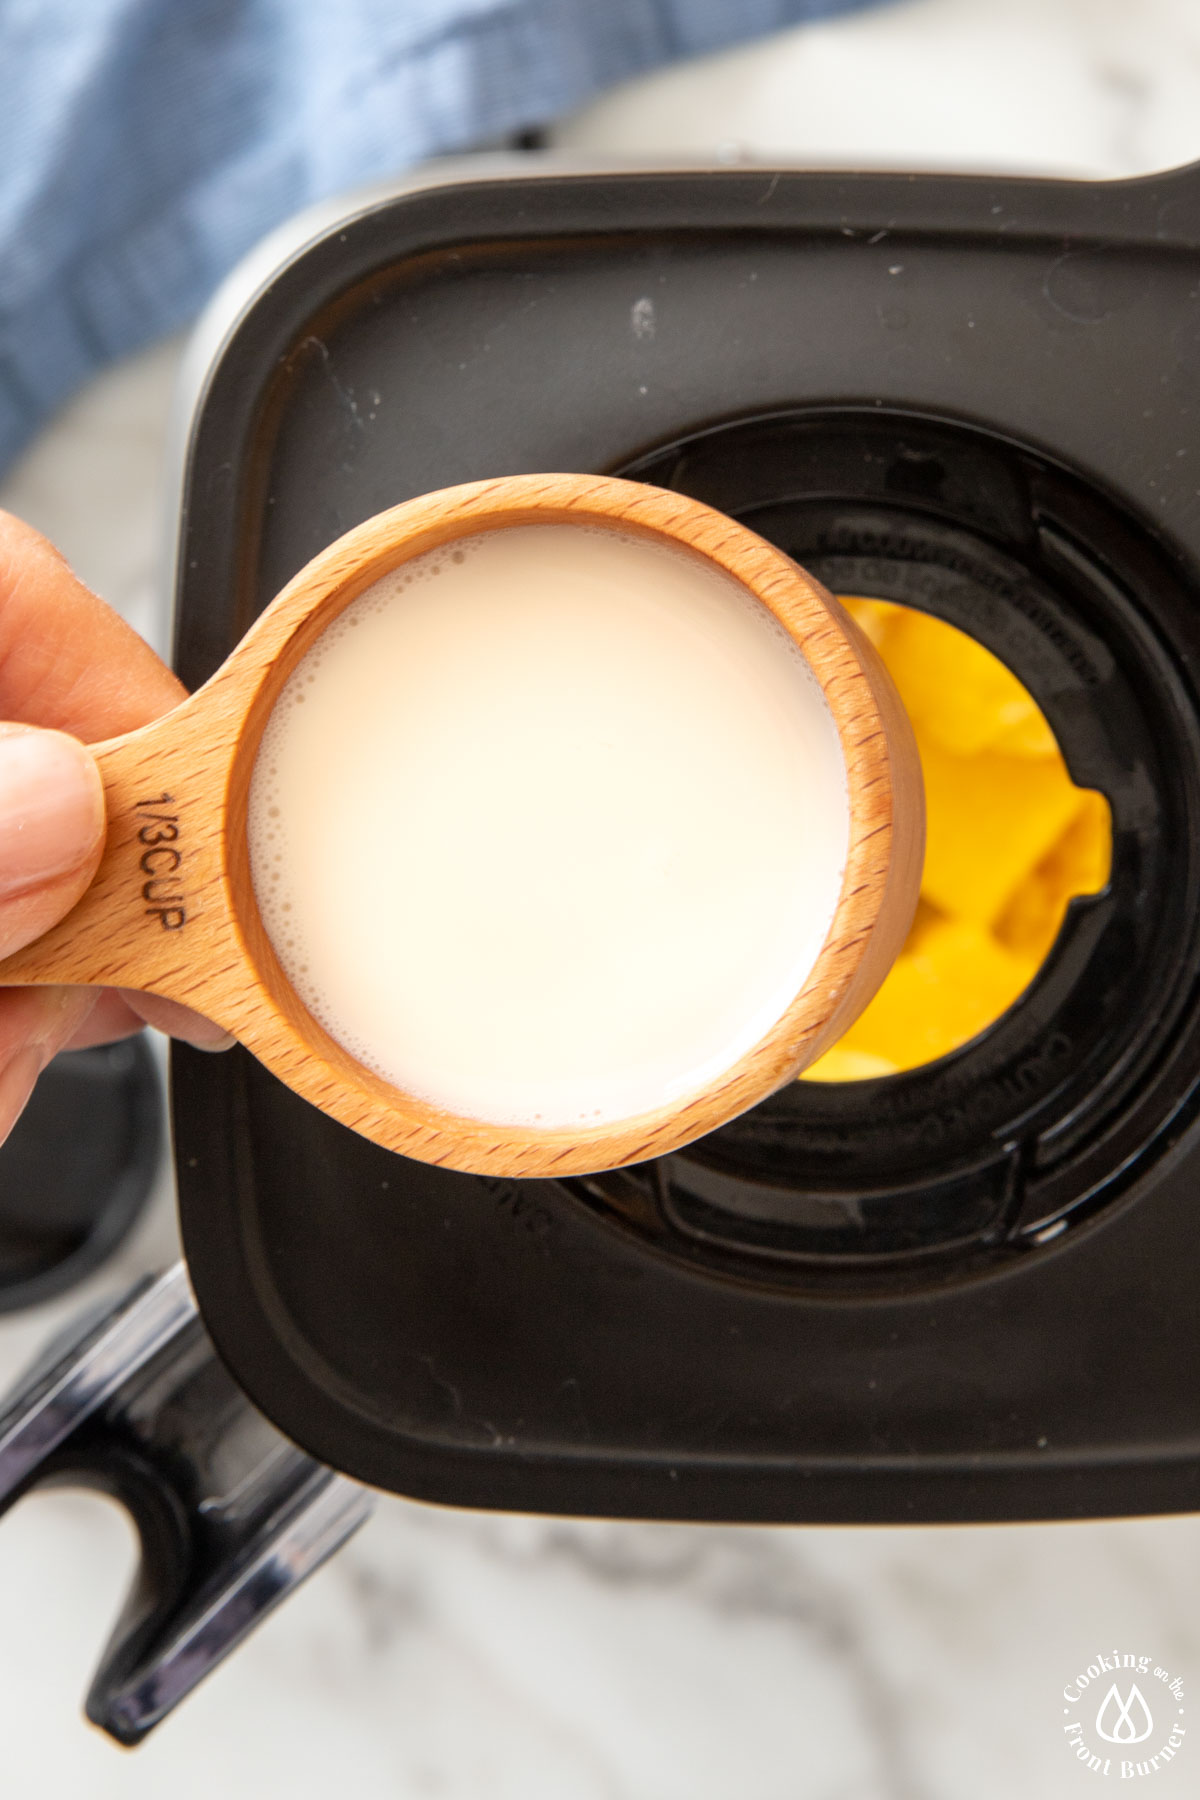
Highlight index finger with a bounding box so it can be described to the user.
[0,510,186,740]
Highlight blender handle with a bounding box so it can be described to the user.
[0,1264,373,1745]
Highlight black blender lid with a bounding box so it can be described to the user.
[0,1037,160,1310]
[174,158,1200,1522]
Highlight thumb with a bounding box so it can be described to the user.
[0,725,105,960]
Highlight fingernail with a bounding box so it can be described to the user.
[0,1047,42,1147]
[114,989,235,1051]
[0,728,104,897]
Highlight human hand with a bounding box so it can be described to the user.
[0,509,231,1146]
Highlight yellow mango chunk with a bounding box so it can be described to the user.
[994,789,1111,960]
[1039,787,1112,897]
[800,598,1113,1084]
[831,919,1042,1073]
[838,596,904,652]
[991,867,1068,965]
[917,729,1088,925]
[989,709,1060,759]
[803,1047,899,1083]
[902,894,949,955]
[875,605,1054,758]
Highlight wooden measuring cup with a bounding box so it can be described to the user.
[0,474,923,1177]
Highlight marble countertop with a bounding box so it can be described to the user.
[3,0,1200,1791]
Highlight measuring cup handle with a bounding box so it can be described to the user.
[0,705,239,1009]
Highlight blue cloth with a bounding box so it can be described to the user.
[0,0,885,476]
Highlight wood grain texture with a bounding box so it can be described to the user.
[0,474,924,1176]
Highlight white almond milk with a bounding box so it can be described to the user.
[248,522,849,1127]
